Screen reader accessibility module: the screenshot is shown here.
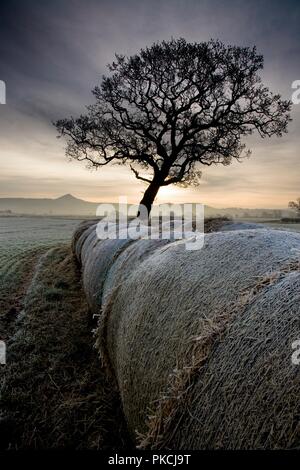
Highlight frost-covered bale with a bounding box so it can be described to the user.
[98,229,300,445]
[80,226,180,311]
[102,238,169,305]
[72,221,98,263]
[80,225,101,266]
[72,221,177,311]
[71,220,96,254]
[75,219,197,308]
[82,236,134,312]
[167,270,300,450]
[73,222,300,449]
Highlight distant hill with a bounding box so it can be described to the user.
[0,194,100,216]
[0,194,294,218]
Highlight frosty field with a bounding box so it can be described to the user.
[0,216,83,251]
[0,217,129,450]
[0,216,84,339]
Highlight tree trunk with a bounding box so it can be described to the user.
[138,178,161,218]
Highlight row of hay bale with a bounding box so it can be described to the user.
[73,220,300,449]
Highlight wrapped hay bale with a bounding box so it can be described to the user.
[76,221,192,311]
[95,229,300,447]
[72,221,98,263]
[82,235,134,312]
[71,219,98,251]
[166,270,300,450]
[81,224,184,311]
[72,222,300,448]
[102,238,169,305]
[80,224,100,266]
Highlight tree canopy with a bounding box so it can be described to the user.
[56,38,291,213]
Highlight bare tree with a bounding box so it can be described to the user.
[55,38,291,215]
[289,198,300,216]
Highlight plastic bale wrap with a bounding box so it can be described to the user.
[82,237,134,312]
[167,271,300,450]
[96,229,300,446]
[72,221,98,263]
[81,223,178,313]
[102,238,169,305]
[100,229,198,309]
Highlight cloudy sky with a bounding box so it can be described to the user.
[0,0,299,208]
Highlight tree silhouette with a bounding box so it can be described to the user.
[289,197,300,216]
[55,38,291,215]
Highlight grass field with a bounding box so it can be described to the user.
[0,246,131,449]
[0,217,83,340]
[0,216,131,449]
